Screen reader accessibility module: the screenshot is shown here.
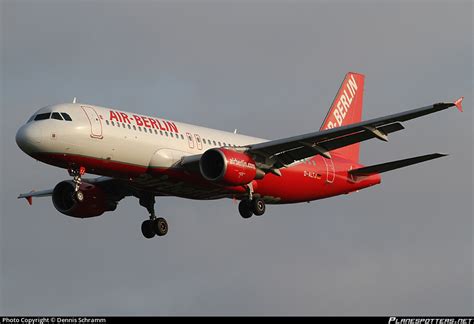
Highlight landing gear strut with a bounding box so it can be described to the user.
[139,194,168,239]
[68,166,86,202]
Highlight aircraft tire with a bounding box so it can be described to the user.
[252,198,266,216]
[75,190,84,203]
[238,200,253,219]
[153,217,168,236]
[141,220,155,239]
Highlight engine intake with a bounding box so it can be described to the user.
[199,148,258,186]
[52,181,117,218]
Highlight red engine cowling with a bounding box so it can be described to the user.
[52,181,117,218]
[199,148,257,186]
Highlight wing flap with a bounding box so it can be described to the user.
[348,153,447,177]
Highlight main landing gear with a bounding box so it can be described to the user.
[139,194,168,239]
[238,197,266,218]
[68,166,86,202]
[238,184,266,218]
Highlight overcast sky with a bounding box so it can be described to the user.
[1,0,472,316]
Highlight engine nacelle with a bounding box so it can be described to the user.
[52,181,117,218]
[199,148,259,186]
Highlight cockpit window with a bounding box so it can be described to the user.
[51,112,63,120]
[27,115,35,123]
[34,113,51,121]
[61,113,72,121]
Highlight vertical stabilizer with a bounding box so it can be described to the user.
[320,72,365,162]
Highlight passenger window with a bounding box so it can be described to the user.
[203,139,207,144]
[213,140,217,145]
[106,120,110,125]
[170,133,173,138]
[218,141,221,146]
[128,124,131,129]
[51,112,63,120]
[111,121,115,126]
[144,128,147,133]
[122,123,126,128]
[165,132,168,137]
[180,134,184,140]
[160,131,163,136]
[133,125,136,130]
[138,127,142,131]
[154,129,158,134]
[34,113,51,121]
[61,113,72,121]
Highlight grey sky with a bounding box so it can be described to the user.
[1,0,472,316]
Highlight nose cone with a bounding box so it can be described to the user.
[16,123,43,154]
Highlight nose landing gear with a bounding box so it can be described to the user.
[68,166,86,202]
[139,194,168,239]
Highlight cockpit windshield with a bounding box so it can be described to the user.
[29,112,73,123]
[51,112,63,120]
[34,113,51,121]
[61,113,72,121]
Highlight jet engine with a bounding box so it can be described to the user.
[52,181,117,218]
[199,148,262,186]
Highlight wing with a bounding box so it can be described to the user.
[18,176,131,205]
[247,98,463,169]
[18,189,54,205]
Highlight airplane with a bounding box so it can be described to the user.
[16,72,463,239]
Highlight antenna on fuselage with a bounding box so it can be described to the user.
[234,129,238,134]
[72,97,77,104]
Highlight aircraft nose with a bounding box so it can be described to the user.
[16,123,43,154]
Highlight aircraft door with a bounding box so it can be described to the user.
[323,157,335,183]
[81,106,103,139]
[186,132,194,149]
[194,134,203,150]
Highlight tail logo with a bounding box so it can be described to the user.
[326,74,358,129]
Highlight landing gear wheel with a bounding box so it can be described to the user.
[141,220,155,239]
[153,217,168,236]
[252,198,266,216]
[75,190,84,203]
[239,200,253,219]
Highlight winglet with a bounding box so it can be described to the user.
[454,96,463,112]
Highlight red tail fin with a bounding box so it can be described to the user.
[320,72,365,162]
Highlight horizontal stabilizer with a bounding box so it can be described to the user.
[349,153,447,177]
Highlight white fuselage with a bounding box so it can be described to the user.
[17,103,266,173]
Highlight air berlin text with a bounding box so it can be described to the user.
[326,73,358,129]
[108,110,179,133]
